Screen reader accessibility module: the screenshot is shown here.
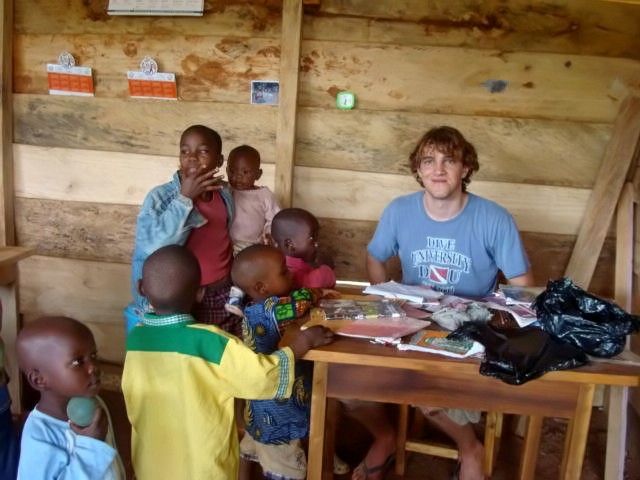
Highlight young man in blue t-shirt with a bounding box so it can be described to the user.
[358,126,534,480]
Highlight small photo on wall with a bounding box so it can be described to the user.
[251,80,279,105]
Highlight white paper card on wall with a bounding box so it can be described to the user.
[107,0,204,16]
[47,52,95,97]
[127,56,177,100]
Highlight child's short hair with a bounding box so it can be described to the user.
[271,208,318,245]
[231,244,280,293]
[141,245,201,312]
[228,145,260,162]
[409,126,479,191]
[181,124,222,153]
[16,316,93,378]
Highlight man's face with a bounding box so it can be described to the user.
[416,145,469,201]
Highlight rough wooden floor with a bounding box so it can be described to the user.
[101,385,640,479]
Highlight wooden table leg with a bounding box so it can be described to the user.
[560,384,595,480]
[518,415,543,480]
[605,385,628,480]
[324,398,338,479]
[395,404,410,475]
[308,361,329,480]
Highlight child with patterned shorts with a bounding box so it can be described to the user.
[232,244,347,479]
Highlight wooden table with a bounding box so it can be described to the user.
[303,337,640,480]
[0,246,34,414]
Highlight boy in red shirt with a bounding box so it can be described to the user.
[126,125,241,337]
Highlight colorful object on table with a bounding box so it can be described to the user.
[336,91,356,110]
[66,396,98,427]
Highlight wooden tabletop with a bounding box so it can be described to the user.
[303,336,640,387]
[0,246,34,266]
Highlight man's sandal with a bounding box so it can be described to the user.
[333,454,350,475]
[352,454,395,480]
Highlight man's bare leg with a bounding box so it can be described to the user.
[342,400,396,480]
[420,408,484,480]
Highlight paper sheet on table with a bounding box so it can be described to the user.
[363,281,443,304]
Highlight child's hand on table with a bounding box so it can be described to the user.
[288,326,334,359]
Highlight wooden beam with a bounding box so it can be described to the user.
[605,181,637,480]
[565,96,640,288]
[274,0,302,207]
[615,182,636,311]
[0,0,14,246]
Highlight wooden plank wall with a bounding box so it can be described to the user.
[12,0,640,363]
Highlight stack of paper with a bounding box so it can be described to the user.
[397,330,485,358]
[498,285,544,306]
[483,297,538,328]
[363,281,443,304]
[317,299,405,320]
[336,317,430,343]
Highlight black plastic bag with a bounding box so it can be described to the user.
[449,322,588,385]
[532,277,640,357]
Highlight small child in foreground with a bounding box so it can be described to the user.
[122,244,333,479]
[271,208,337,289]
[232,244,347,479]
[227,145,280,255]
[16,316,124,480]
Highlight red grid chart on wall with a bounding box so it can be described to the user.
[127,71,177,100]
[47,65,95,96]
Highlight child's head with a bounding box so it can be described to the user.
[179,125,223,177]
[271,208,319,263]
[408,126,479,192]
[231,244,293,301]
[226,145,262,191]
[17,316,100,401]
[139,245,203,315]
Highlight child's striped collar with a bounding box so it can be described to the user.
[142,312,194,327]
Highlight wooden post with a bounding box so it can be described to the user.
[615,182,636,312]
[0,0,14,246]
[0,0,19,415]
[274,0,303,208]
[565,96,640,288]
[604,181,637,480]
